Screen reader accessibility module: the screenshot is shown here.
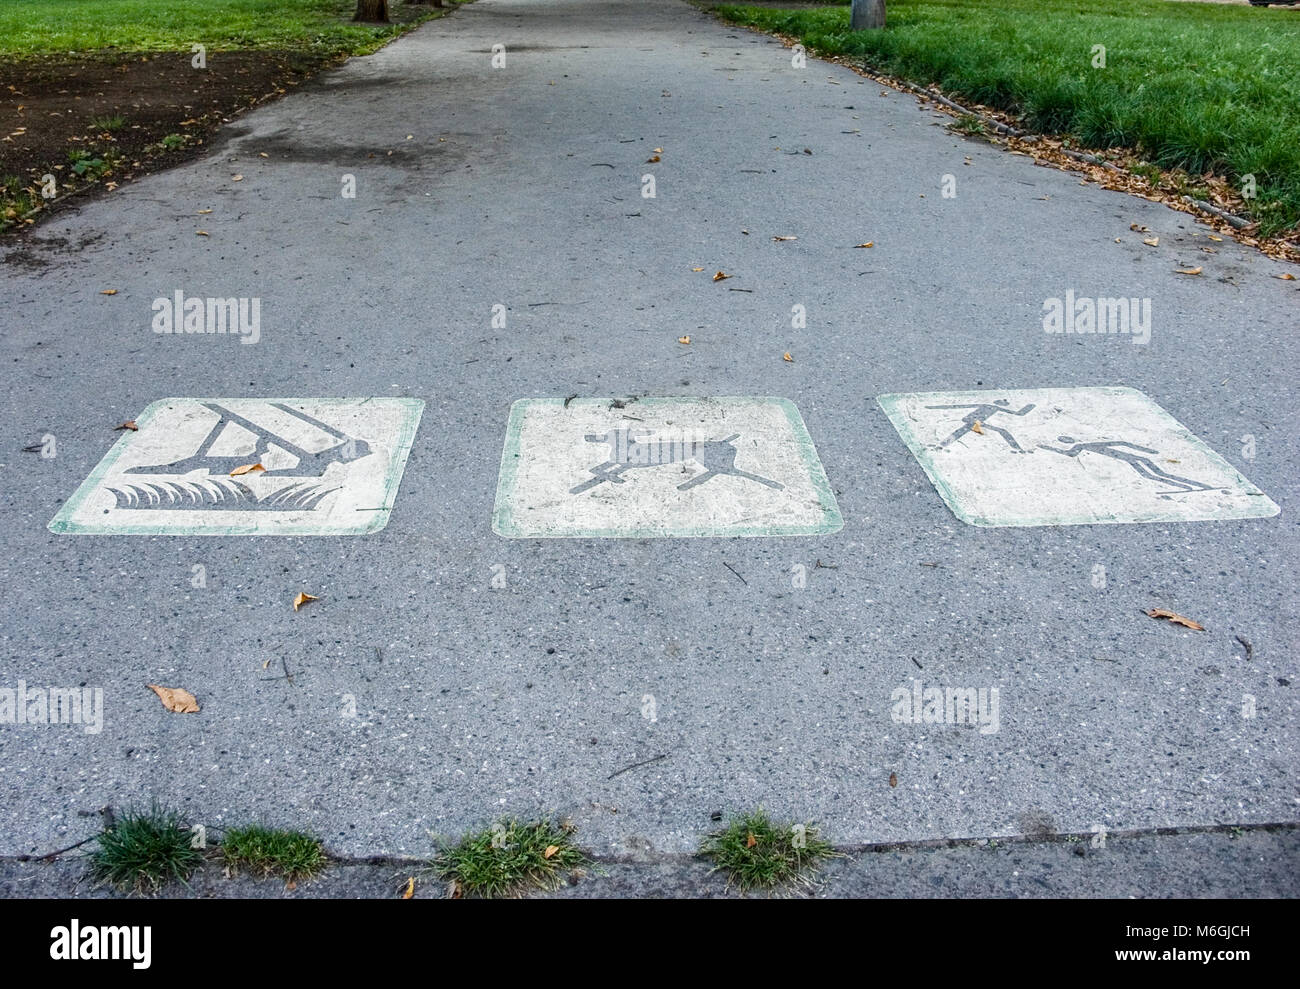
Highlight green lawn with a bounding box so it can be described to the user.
[0,0,429,58]
[714,0,1300,235]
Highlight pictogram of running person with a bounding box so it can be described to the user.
[925,398,1037,453]
[1040,436,1217,495]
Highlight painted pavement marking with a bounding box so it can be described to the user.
[49,398,424,535]
[877,386,1279,527]
[493,397,842,538]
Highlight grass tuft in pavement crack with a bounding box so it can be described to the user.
[699,809,837,892]
[220,825,327,883]
[431,818,587,898]
[89,803,204,893]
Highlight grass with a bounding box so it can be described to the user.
[220,825,328,882]
[432,818,587,898]
[88,114,126,132]
[89,804,204,893]
[713,0,1300,235]
[699,809,837,891]
[0,0,449,59]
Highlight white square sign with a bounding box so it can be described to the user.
[878,386,1278,527]
[49,398,424,535]
[493,397,842,538]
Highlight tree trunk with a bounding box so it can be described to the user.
[850,0,885,30]
[354,0,389,22]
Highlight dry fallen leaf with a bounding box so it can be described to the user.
[1175,266,1203,276]
[712,271,730,281]
[746,833,757,848]
[147,684,200,714]
[971,420,984,435]
[782,352,793,362]
[231,174,243,182]
[196,230,209,237]
[1276,273,1296,281]
[197,209,213,215]
[1143,237,1159,247]
[114,420,137,431]
[543,845,559,860]
[100,289,117,295]
[646,155,660,163]
[1130,223,1149,233]
[448,879,463,899]
[1147,608,1205,631]
[259,151,269,158]
[691,266,704,272]
[889,772,897,788]
[678,335,691,345]
[1207,234,1222,242]
[854,241,874,248]
[229,462,264,476]
[772,235,797,242]
[654,147,663,154]
[402,877,415,899]
[293,592,319,612]
[262,658,272,670]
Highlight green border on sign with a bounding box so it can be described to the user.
[48,397,425,536]
[877,386,1280,527]
[492,396,843,538]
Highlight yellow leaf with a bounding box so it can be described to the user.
[293,592,319,612]
[100,289,117,295]
[647,155,660,163]
[114,420,137,431]
[1276,273,1296,281]
[782,352,793,362]
[1146,608,1205,631]
[678,335,690,345]
[544,845,559,859]
[1143,237,1159,247]
[691,266,704,272]
[229,462,264,476]
[196,230,209,237]
[746,833,757,848]
[146,684,200,714]
[854,241,874,248]
[712,271,730,281]
[1174,266,1203,275]
[971,420,984,435]
[402,877,415,899]
[1207,234,1222,242]
[653,147,663,154]
[197,209,213,214]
